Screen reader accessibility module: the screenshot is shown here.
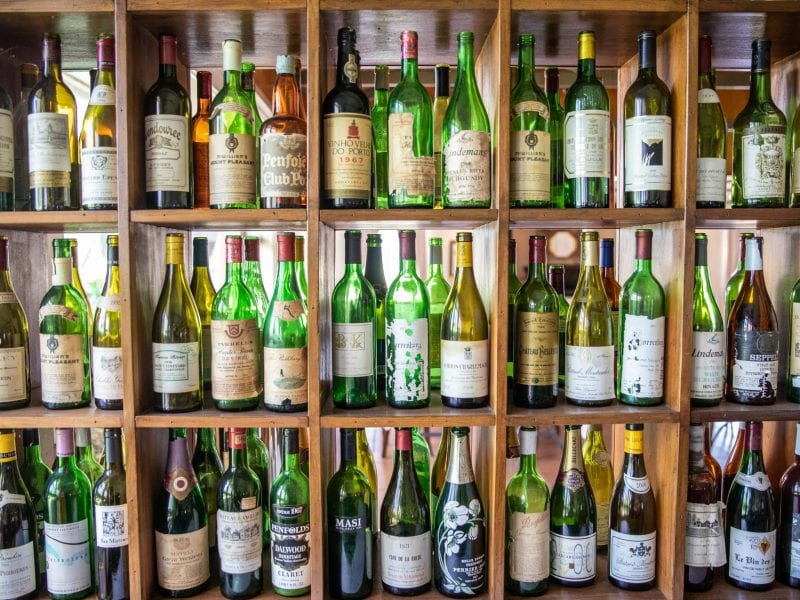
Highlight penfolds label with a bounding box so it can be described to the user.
[388,112,435,198]
[144,115,190,193]
[323,113,371,200]
[210,318,260,400]
[209,132,256,206]
[442,130,491,203]
[508,511,549,583]
[624,115,672,192]
[515,311,559,386]
[510,129,550,203]
[619,314,665,398]
[260,132,307,198]
[270,511,310,589]
[742,126,785,199]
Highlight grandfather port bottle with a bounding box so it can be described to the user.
[190,236,215,392]
[583,424,613,548]
[191,70,211,208]
[0,237,30,409]
[372,65,390,208]
[93,235,123,410]
[20,429,50,588]
[692,233,725,406]
[778,422,800,587]
[697,35,727,208]
[548,264,568,386]
[425,237,450,389]
[364,234,388,392]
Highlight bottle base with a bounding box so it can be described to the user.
[690,397,722,408]
[42,401,92,410]
[549,576,595,588]
[725,576,773,591]
[264,403,308,413]
[215,399,261,411]
[618,396,663,406]
[565,397,613,407]
[441,395,489,409]
[724,394,775,405]
[505,580,548,596]
[608,577,655,591]
[382,582,431,596]
[95,398,123,410]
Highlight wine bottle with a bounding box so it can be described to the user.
[93,428,129,600]
[13,63,39,210]
[364,234,388,393]
[505,426,549,596]
[372,65,390,209]
[0,237,29,409]
[547,265,569,387]
[565,231,614,406]
[240,63,262,137]
[293,58,307,120]
[386,230,430,408]
[723,423,746,502]
[299,427,310,478]
[513,234,559,408]
[433,64,450,206]
[608,424,657,591]
[388,31,435,208]
[564,31,610,208]
[93,234,123,410]
[20,429,50,589]
[623,31,672,208]
[260,54,307,209]
[29,33,80,211]
[726,236,778,404]
[583,424,613,549]
[791,271,800,401]
[425,237,451,390]
[0,430,38,600]
[600,237,621,371]
[411,427,431,510]
[270,428,311,595]
[190,236,216,392]
[507,426,521,458]
[510,33,550,208]
[153,233,203,412]
[245,428,270,548]
[725,232,754,321]
[550,424,596,586]
[294,235,308,308]
[332,230,377,408]
[68,239,91,324]
[381,428,431,594]
[144,34,192,209]
[44,428,94,599]
[431,426,451,512]
[545,67,565,208]
[327,428,373,599]
[725,421,776,590]
[733,39,787,207]
[692,233,725,407]
[192,428,223,558]
[778,421,800,586]
[697,35,727,208]
[242,237,269,335]
[507,239,522,389]
[75,428,102,485]
[191,70,211,209]
[156,428,210,597]
[440,232,489,408]
[704,423,723,497]
[322,27,372,209]
[354,428,378,541]
[40,239,91,409]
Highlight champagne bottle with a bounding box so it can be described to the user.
[190,236,215,393]
[692,233,725,407]
[245,428,270,548]
[411,427,431,510]
[545,67,565,207]
[608,424,657,591]
[723,423,745,502]
[583,424,613,548]
[13,64,39,210]
[20,429,50,589]
[431,426,451,511]
[381,428,431,595]
[355,428,378,539]
[242,237,269,335]
[565,231,614,406]
[75,428,102,485]
[155,428,210,597]
[725,232,754,322]
[599,237,620,370]
[433,64,450,206]
[617,229,666,406]
[364,234,388,392]
[425,237,450,390]
[93,428,129,600]
[39,239,91,409]
[327,428,373,599]
[725,421,776,590]
[507,239,522,388]
[153,233,203,412]
[388,31,435,208]
[0,237,29,409]
[217,428,263,599]
[778,421,800,586]
[726,236,778,404]
[192,428,223,558]
[513,235,559,408]
[372,65,390,209]
[441,232,489,408]
[44,429,94,599]
[332,230,377,408]
[191,70,211,209]
[93,235,123,410]
[295,235,308,308]
[505,426,549,596]
[547,265,569,387]
[510,34,550,208]
[270,428,311,596]
[697,35,727,208]
[550,424,596,586]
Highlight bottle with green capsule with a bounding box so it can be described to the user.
[364,234,388,393]
[74,428,102,485]
[545,67,565,208]
[372,65,390,209]
[192,427,223,559]
[425,237,450,390]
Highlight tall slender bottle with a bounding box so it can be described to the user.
[565,231,614,406]
[697,36,727,208]
[545,67,565,207]
[433,64,450,207]
[295,235,308,308]
[411,428,431,510]
[75,428,103,485]
[510,34,550,208]
[240,62,262,137]
[583,424,613,549]
[364,235,388,393]
[372,65,389,209]
[599,237,621,370]
[0,76,12,210]
[723,423,746,502]
[507,239,522,389]
[68,239,91,323]
[13,63,39,210]
[0,237,29,409]
[425,237,450,390]
[242,237,269,334]
[548,265,569,387]
[778,422,800,587]
[190,236,215,393]
[692,233,725,406]
[20,429,50,589]
[191,70,211,209]
[431,426,451,511]
[388,31,434,208]
[192,428,223,559]
[93,235,123,410]
[245,428,269,548]
[355,428,378,538]
[790,273,800,402]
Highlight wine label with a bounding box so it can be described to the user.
[144,114,190,193]
[97,293,123,312]
[260,132,307,198]
[685,501,726,568]
[696,157,727,205]
[155,527,210,591]
[0,109,12,193]
[89,83,115,106]
[791,303,800,381]
[333,321,374,377]
[698,88,721,104]
[793,154,800,194]
[0,346,27,404]
[440,339,489,399]
[442,130,491,203]
[387,317,428,403]
[691,330,725,399]
[429,310,443,370]
[608,529,656,584]
[209,132,256,206]
[44,519,92,595]
[619,314,665,399]
[92,346,123,400]
[40,333,85,405]
[434,498,486,594]
[564,109,611,179]
[217,508,262,574]
[511,100,550,121]
[270,509,311,590]
[39,304,78,322]
[381,531,431,589]
[0,488,25,506]
[0,540,35,599]
[791,513,800,578]
[263,347,307,408]
[731,329,778,393]
[323,113,372,200]
[550,531,596,582]
[388,112,435,198]
[0,293,17,305]
[624,115,672,192]
[28,113,71,183]
[596,501,610,547]
[515,311,559,386]
[152,341,200,394]
[81,146,118,207]
[565,344,614,403]
[734,471,771,491]
[742,126,786,199]
[623,473,651,494]
[510,129,550,203]
[201,325,211,385]
[211,318,260,400]
[509,511,549,583]
[727,526,775,585]
[95,503,129,548]
[274,300,304,322]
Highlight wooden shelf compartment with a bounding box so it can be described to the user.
[131,208,307,231]
[0,210,118,232]
[685,577,800,599]
[136,404,309,428]
[696,208,800,229]
[507,398,680,426]
[510,208,684,229]
[320,208,498,230]
[690,397,800,423]
[0,389,124,428]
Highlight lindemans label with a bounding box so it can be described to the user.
[443,130,491,203]
[691,331,725,399]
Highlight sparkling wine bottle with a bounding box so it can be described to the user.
[191,70,211,209]
[778,421,800,587]
[372,65,390,209]
[582,424,613,549]
[697,35,727,208]
[192,427,223,558]
[545,67,565,207]
[433,64,450,206]
[425,237,450,390]
[93,235,123,410]
[190,236,215,393]
[0,237,29,409]
[242,237,269,335]
[20,429,50,589]
[692,233,725,407]
[548,264,569,386]
[75,428,102,485]
[364,234,388,393]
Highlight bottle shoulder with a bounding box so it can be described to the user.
[389,79,433,112]
[322,85,370,115]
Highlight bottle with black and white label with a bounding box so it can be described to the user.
[0,237,30,410]
[696,35,727,208]
[0,79,13,212]
[778,422,800,587]
[93,235,123,410]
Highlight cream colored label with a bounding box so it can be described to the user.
[333,321,374,377]
[742,127,785,199]
[0,293,17,304]
[619,314,665,398]
[274,300,304,322]
[44,520,91,595]
[97,294,123,312]
[509,511,549,583]
[685,502,726,568]
[511,100,549,121]
[40,333,84,404]
[211,319,260,400]
[92,346,123,400]
[152,341,200,394]
[698,88,721,104]
[0,346,26,403]
[323,113,371,200]
[440,339,489,398]
[381,532,431,589]
[727,526,775,584]
[264,347,307,408]
[28,113,70,174]
[80,147,118,207]
[155,527,210,591]
[95,504,129,548]
[144,115,190,193]
[697,157,727,205]
[515,311,559,386]
[209,133,256,206]
[443,130,491,203]
[550,532,596,582]
[793,154,800,194]
[217,508,262,574]
[792,302,800,377]
[0,110,13,186]
[261,132,307,198]
[565,344,614,402]
[29,170,69,188]
[388,112,435,197]
[608,530,656,584]
[624,115,672,192]
[564,110,611,179]
[90,84,116,106]
[596,501,609,547]
[39,304,78,322]
[0,541,35,599]
[510,130,550,203]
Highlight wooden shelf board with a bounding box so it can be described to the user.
[136,404,309,428]
[131,209,307,231]
[690,397,800,422]
[130,0,304,10]
[510,208,684,229]
[0,389,123,428]
[685,575,799,599]
[507,397,681,426]
[0,0,113,12]
[700,0,800,12]
[320,208,498,230]
[700,11,800,69]
[0,210,117,232]
[695,208,800,229]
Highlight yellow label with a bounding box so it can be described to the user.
[582,239,599,267]
[624,429,644,454]
[0,432,16,462]
[456,241,473,268]
[515,311,559,386]
[578,33,595,61]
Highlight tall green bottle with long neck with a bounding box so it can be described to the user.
[355,428,378,539]
[617,229,666,406]
[372,65,390,209]
[0,236,30,409]
[74,428,102,485]
[433,64,450,207]
[332,230,377,408]
[697,35,727,208]
[20,429,50,588]
[507,240,522,390]
[364,235,388,393]
[240,62,262,134]
[505,426,550,596]
[692,233,725,406]
[725,232,754,321]
[583,424,613,549]
[545,67,565,207]
[510,34,550,208]
[411,427,431,510]
[192,427,223,559]
[564,31,610,208]
[44,428,94,599]
[190,236,215,393]
[425,237,450,390]
[245,428,269,548]
[93,235,123,410]
[242,237,269,334]
[548,264,569,387]
[295,236,308,308]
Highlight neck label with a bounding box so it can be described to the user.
[734,470,771,491]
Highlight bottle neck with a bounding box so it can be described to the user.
[336,44,358,87]
[276,259,297,289]
[517,42,534,84]
[229,430,248,467]
[742,422,766,473]
[24,444,42,465]
[223,68,242,90]
[638,36,656,75]
[197,96,210,116]
[225,260,243,285]
[634,256,653,274]
[339,430,357,469]
[587,425,607,450]
[365,246,386,286]
[518,428,538,475]
[104,432,124,470]
[43,54,62,80]
[196,428,216,452]
[402,56,419,81]
[273,73,299,117]
[445,430,474,484]
[281,431,300,474]
[400,257,417,276]
[750,56,772,103]
[623,428,646,475]
[560,426,584,471]
[689,425,706,469]
[578,56,596,79]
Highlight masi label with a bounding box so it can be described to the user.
[515,311,559,386]
[685,502,726,568]
[608,530,656,584]
[381,531,431,589]
[209,132,256,205]
[211,319,260,400]
[92,346,123,400]
[45,520,92,595]
[144,115,190,193]
[0,346,27,404]
[81,147,118,206]
[388,112,435,198]
[260,133,307,198]
[40,333,84,405]
[696,157,727,205]
[333,321,374,378]
[387,318,428,403]
[508,511,549,583]
[727,526,775,585]
[28,113,71,188]
[217,508,262,574]
[440,339,489,399]
[691,331,725,399]
[564,110,611,179]
[732,329,778,393]
[270,509,310,590]
[742,126,785,199]
[565,344,614,402]
[443,130,491,203]
[152,341,200,394]
[510,129,550,203]
[619,315,665,398]
[550,532,596,582]
[624,115,672,192]
[95,504,129,548]
[323,113,371,200]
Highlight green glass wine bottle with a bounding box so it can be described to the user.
[725,232,754,321]
[0,236,30,409]
[372,65,390,209]
[240,62,262,140]
[545,67,565,208]
[190,236,215,393]
[425,237,451,390]
[583,424,613,549]
[245,428,270,548]
[507,239,522,389]
[74,428,102,485]
[364,234,388,393]
[600,238,621,372]
[355,428,378,540]
[20,429,50,589]
[295,235,308,309]
[192,427,223,559]
[93,235,123,410]
[242,237,269,335]
[697,35,727,208]
[412,427,431,510]
[547,264,569,387]
[692,233,725,407]
[433,64,450,207]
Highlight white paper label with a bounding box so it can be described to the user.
[742,128,785,199]
[443,130,491,203]
[81,146,118,206]
[793,154,800,194]
[624,474,652,494]
[727,526,775,585]
[388,112,435,198]
[619,314,665,398]
[734,471,772,491]
[209,132,256,206]
[217,508,262,574]
[732,356,778,393]
[333,321,374,377]
[28,113,70,173]
[90,84,116,106]
[95,504,129,548]
[565,344,614,402]
[155,526,209,591]
[510,129,550,203]
[696,157,727,205]
[511,100,550,121]
[608,530,656,584]
[0,541,35,599]
[380,531,431,589]
[440,339,489,399]
[44,519,92,595]
[691,331,725,399]
[624,115,672,192]
[40,333,85,405]
[564,109,611,179]
[387,318,428,403]
[791,302,800,380]
[144,114,190,193]
[685,502,726,568]
[698,88,721,104]
[92,346,123,400]
[211,319,260,400]
[0,346,26,404]
[509,511,549,583]
[152,341,200,394]
[550,531,596,582]
[0,110,13,184]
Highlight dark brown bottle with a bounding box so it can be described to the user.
[704,423,723,496]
